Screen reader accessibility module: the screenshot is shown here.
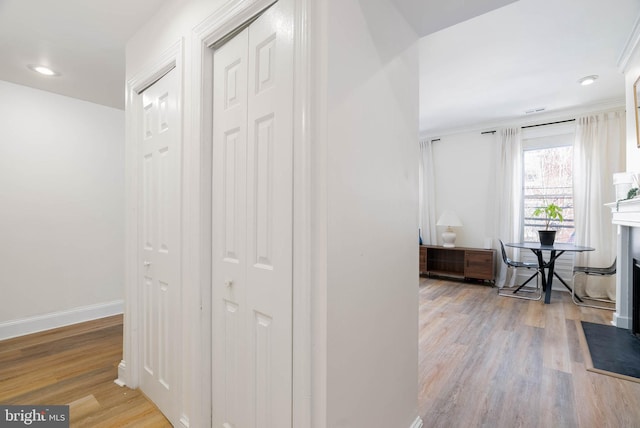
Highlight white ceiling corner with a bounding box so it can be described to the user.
[417,0,640,136]
[1,0,637,131]
[391,0,520,37]
[0,0,170,110]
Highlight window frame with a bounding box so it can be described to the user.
[520,123,576,243]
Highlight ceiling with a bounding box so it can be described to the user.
[418,0,640,135]
[0,0,169,110]
[391,0,519,36]
[1,0,638,132]
[0,0,520,112]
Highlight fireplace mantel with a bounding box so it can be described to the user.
[606,198,640,227]
[606,199,638,329]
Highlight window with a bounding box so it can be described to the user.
[522,137,574,243]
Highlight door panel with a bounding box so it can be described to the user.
[245,4,293,427]
[139,67,180,423]
[213,28,250,428]
[212,1,293,427]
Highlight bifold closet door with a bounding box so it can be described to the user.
[139,67,180,423]
[212,0,294,426]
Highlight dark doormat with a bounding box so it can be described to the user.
[580,321,640,383]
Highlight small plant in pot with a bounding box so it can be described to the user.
[532,202,564,246]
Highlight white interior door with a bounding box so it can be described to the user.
[212,0,293,426]
[139,67,180,424]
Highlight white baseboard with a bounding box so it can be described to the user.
[114,360,127,387]
[410,416,424,428]
[613,312,632,329]
[0,300,124,341]
[178,416,190,428]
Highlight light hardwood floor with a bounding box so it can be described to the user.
[419,277,640,428]
[0,315,170,427]
[3,283,638,428]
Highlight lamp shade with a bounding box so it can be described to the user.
[436,210,463,227]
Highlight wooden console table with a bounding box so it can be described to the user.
[419,245,495,283]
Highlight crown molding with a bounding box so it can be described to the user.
[420,97,625,140]
[618,13,640,73]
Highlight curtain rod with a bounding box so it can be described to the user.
[479,118,577,135]
[521,118,575,129]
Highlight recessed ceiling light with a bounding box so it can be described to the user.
[578,75,598,86]
[27,64,60,77]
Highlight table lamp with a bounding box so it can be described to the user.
[437,210,463,247]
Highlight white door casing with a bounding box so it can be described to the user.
[212,1,294,426]
[139,67,181,424]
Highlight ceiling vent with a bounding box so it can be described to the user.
[525,107,546,114]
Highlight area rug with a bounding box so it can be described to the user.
[580,321,640,383]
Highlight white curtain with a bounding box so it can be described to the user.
[419,139,437,245]
[573,111,625,300]
[493,128,524,287]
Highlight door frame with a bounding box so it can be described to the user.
[190,0,313,426]
[120,39,185,425]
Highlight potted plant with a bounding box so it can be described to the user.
[532,202,564,245]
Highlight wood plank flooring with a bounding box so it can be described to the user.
[0,315,170,427]
[419,277,640,428]
[3,282,638,428]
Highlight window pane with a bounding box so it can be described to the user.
[523,145,574,243]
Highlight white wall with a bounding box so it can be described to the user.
[431,131,496,248]
[126,0,422,426]
[126,0,225,77]
[0,80,124,332]
[428,106,624,253]
[323,0,420,427]
[624,44,640,170]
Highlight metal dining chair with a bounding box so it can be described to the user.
[497,240,542,300]
[571,258,616,310]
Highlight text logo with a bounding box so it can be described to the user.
[0,405,69,427]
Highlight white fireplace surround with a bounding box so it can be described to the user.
[606,198,640,329]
